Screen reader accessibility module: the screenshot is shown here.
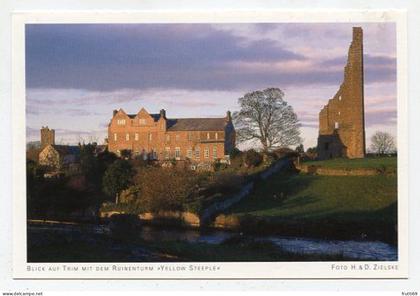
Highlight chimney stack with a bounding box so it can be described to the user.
[226,110,232,121]
[160,109,166,118]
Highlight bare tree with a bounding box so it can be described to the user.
[370,131,396,155]
[233,88,302,151]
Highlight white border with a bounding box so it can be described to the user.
[11,10,408,279]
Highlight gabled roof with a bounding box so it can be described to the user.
[167,118,227,131]
[127,113,160,121]
[50,145,80,156]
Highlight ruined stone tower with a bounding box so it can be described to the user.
[40,126,55,148]
[317,27,366,159]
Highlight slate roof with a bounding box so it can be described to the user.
[167,118,227,131]
[51,145,80,156]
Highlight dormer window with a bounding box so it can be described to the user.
[117,119,126,125]
[139,118,146,125]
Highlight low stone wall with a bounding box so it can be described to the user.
[297,164,379,176]
[99,210,200,227]
[139,211,200,227]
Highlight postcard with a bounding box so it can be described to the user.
[11,9,408,279]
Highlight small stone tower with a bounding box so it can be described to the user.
[40,126,55,148]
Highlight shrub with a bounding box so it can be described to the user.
[134,167,201,213]
[244,149,263,167]
[229,147,242,159]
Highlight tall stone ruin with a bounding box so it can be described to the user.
[317,27,366,159]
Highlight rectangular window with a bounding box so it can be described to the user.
[195,147,200,159]
[126,133,130,141]
[135,133,139,141]
[175,147,181,158]
[334,122,339,129]
[166,134,170,143]
[213,146,217,159]
[176,134,180,142]
[117,119,126,125]
[187,149,192,159]
[204,147,209,158]
[207,132,210,140]
[114,133,117,141]
[165,147,170,159]
[188,132,193,141]
[149,133,152,141]
[139,118,146,125]
[215,132,218,140]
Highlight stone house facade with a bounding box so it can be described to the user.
[107,108,235,163]
[317,27,366,159]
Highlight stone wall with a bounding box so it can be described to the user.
[317,27,366,159]
[296,164,379,176]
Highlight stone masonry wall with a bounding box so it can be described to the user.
[317,27,366,159]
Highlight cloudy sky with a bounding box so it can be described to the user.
[25,23,396,149]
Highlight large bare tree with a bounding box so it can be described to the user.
[233,88,302,151]
[370,131,396,155]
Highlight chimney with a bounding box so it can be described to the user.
[160,109,166,118]
[113,109,118,117]
[226,110,232,122]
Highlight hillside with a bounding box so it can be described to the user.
[223,157,398,243]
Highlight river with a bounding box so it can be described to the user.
[28,222,397,261]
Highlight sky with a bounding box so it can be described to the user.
[25,23,397,150]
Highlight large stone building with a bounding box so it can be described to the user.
[107,108,236,163]
[317,27,366,159]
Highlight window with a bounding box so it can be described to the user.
[215,132,218,140]
[165,147,170,159]
[207,133,210,140]
[126,133,130,141]
[213,146,217,159]
[149,133,152,141]
[117,119,126,125]
[338,111,341,116]
[334,122,339,129]
[188,132,193,141]
[195,147,200,159]
[114,133,117,141]
[139,118,146,125]
[187,149,192,159]
[175,147,181,158]
[176,134,180,142]
[338,95,342,101]
[135,133,139,141]
[166,134,170,142]
[204,147,209,158]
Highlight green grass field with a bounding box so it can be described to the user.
[230,173,397,223]
[303,156,397,171]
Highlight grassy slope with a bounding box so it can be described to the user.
[230,172,397,224]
